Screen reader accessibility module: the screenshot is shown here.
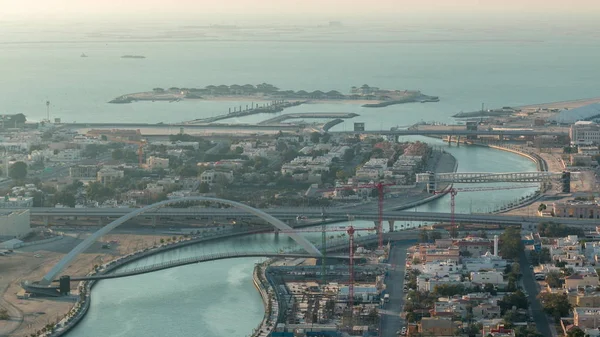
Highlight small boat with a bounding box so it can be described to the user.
[80,53,88,58]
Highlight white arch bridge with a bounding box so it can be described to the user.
[38,197,323,286]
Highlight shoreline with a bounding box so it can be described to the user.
[453,96,600,118]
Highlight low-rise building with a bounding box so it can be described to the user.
[0,209,30,238]
[419,317,454,337]
[200,170,233,186]
[454,237,493,256]
[574,307,600,329]
[473,303,502,319]
[70,164,99,180]
[564,271,599,290]
[147,156,169,170]
[423,247,460,264]
[470,271,504,285]
[567,289,600,307]
[553,200,600,219]
[570,121,600,146]
[97,168,124,186]
[0,196,33,208]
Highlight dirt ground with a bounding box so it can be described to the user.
[0,232,172,337]
[519,97,600,111]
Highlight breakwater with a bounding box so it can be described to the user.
[186,100,305,124]
[362,94,439,108]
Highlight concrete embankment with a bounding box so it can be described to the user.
[49,228,272,337]
[485,144,547,172]
[480,143,549,213]
[251,262,277,337]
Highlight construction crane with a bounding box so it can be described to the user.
[277,224,376,307]
[434,184,538,229]
[324,182,395,250]
[121,139,147,167]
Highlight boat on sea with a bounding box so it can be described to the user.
[121,55,146,59]
[80,53,88,58]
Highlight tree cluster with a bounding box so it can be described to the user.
[499,227,524,260]
[537,222,583,237]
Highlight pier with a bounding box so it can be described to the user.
[258,112,359,125]
[184,100,305,124]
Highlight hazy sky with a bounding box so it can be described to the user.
[1,0,599,22]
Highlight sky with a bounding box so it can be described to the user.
[1,0,599,22]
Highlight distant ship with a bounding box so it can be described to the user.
[80,53,88,58]
[121,55,146,59]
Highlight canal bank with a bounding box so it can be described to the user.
[63,143,538,337]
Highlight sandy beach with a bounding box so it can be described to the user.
[519,96,600,110]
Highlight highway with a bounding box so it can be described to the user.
[61,123,567,137]
[21,206,600,227]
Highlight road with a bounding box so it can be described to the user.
[519,250,555,337]
[381,243,410,337]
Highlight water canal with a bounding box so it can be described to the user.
[68,139,537,337]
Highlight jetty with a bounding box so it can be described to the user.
[258,112,359,125]
[185,100,305,124]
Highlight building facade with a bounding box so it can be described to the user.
[553,201,600,219]
[0,210,31,238]
[97,168,124,186]
[0,196,33,208]
[147,156,169,170]
[571,122,600,145]
[69,164,99,180]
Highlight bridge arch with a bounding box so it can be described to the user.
[40,197,322,285]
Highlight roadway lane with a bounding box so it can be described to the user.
[519,250,554,337]
[381,243,410,337]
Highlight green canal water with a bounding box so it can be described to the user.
[67,141,536,337]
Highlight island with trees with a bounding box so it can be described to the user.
[108,83,439,107]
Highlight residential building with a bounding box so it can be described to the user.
[0,196,33,208]
[49,148,81,162]
[419,317,454,337]
[200,170,233,186]
[574,307,600,329]
[462,252,507,271]
[70,164,99,180]
[553,200,600,219]
[0,209,30,238]
[473,303,502,319]
[422,247,460,264]
[564,272,600,290]
[470,271,504,285]
[422,261,461,275]
[454,237,493,256]
[567,289,600,307]
[147,156,169,170]
[432,300,468,319]
[97,168,124,186]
